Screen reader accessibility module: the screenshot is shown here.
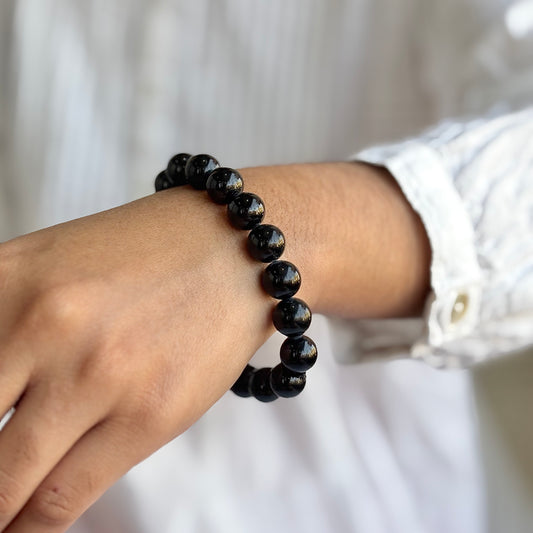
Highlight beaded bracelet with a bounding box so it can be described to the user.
[154,153,317,402]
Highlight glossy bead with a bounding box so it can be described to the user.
[270,364,306,398]
[272,297,312,337]
[166,153,191,186]
[206,167,244,204]
[154,171,173,191]
[250,367,278,402]
[227,193,265,230]
[261,260,301,299]
[185,154,220,190]
[230,364,256,397]
[280,336,317,372]
[247,224,285,263]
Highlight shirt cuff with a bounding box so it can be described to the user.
[330,141,484,369]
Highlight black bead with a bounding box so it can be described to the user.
[230,364,256,397]
[247,224,285,263]
[206,167,244,204]
[272,297,312,337]
[227,193,265,230]
[270,364,306,398]
[280,336,317,372]
[262,260,301,299]
[250,367,278,402]
[154,170,174,191]
[185,154,220,190]
[166,153,191,186]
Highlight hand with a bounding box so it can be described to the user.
[0,187,281,532]
[0,162,429,532]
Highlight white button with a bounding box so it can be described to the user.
[451,292,469,323]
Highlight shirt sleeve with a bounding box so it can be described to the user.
[329,107,533,369]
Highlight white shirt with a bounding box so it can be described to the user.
[0,1,532,532]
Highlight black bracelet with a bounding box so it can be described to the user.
[154,153,317,402]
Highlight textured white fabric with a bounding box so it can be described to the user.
[333,108,533,368]
[0,0,532,532]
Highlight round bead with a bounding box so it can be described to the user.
[272,297,312,337]
[166,153,191,186]
[247,224,285,263]
[280,336,317,372]
[227,193,265,230]
[270,364,306,398]
[154,171,173,191]
[185,154,220,190]
[261,260,301,299]
[230,364,256,398]
[250,367,278,402]
[206,167,244,204]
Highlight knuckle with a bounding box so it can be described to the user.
[131,393,161,430]
[18,284,85,336]
[0,430,42,519]
[0,468,23,520]
[114,389,160,435]
[113,374,175,438]
[14,428,41,466]
[29,484,81,527]
[131,376,178,435]
[34,285,82,326]
[0,492,16,523]
[76,340,129,392]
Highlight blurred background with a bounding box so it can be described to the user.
[0,1,532,532]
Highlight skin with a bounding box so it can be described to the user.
[0,161,430,532]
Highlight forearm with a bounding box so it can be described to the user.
[239,162,431,319]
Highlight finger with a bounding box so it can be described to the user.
[6,417,148,533]
[0,382,107,530]
[0,337,35,420]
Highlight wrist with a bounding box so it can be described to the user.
[236,165,326,312]
[239,162,431,319]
